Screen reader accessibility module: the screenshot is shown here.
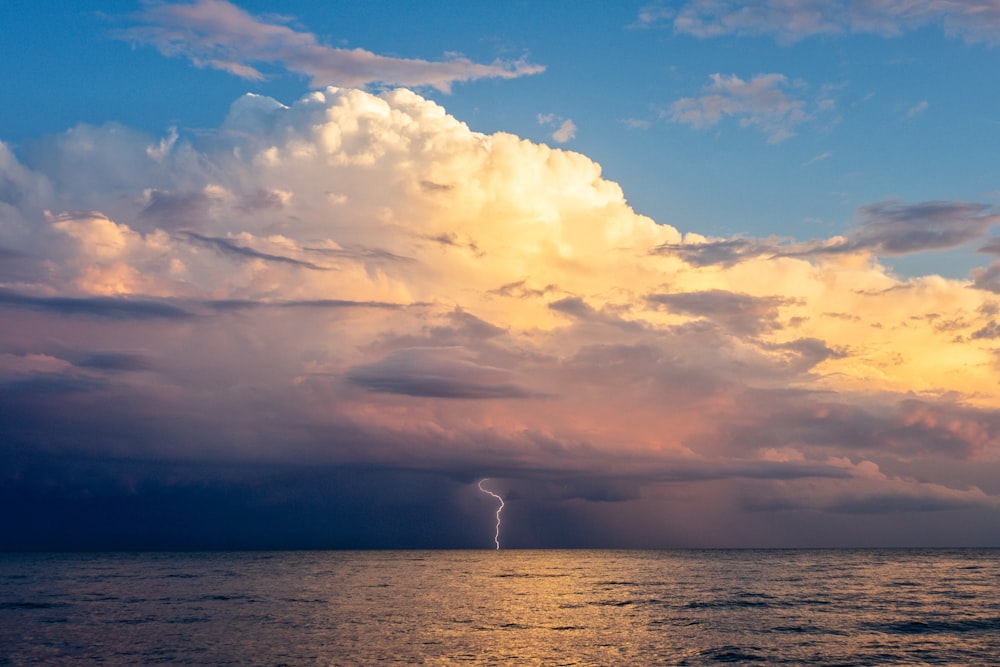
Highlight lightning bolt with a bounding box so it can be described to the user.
[477,478,504,550]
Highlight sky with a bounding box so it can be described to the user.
[2,1,1000,549]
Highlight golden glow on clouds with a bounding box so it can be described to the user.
[11,86,998,404]
[2,86,999,517]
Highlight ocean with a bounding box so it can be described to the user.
[1,549,998,665]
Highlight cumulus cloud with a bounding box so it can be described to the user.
[119,0,544,92]
[641,0,1000,45]
[667,73,813,142]
[3,85,1000,546]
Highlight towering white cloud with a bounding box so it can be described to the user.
[2,86,1000,543]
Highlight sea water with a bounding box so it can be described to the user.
[1,549,999,665]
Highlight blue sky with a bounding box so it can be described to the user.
[4,1,1000,548]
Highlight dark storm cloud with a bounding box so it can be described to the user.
[712,391,1000,461]
[74,351,153,371]
[647,289,792,335]
[641,459,852,484]
[0,456,479,550]
[347,347,534,399]
[179,231,329,270]
[0,373,107,396]
[204,297,403,311]
[739,482,995,515]
[879,400,1000,460]
[0,288,192,320]
[0,345,153,372]
[828,493,986,515]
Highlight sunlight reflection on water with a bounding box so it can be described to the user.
[2,549,999,665]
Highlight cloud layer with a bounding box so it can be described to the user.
[2,86,1000,546]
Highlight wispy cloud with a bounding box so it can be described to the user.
[179,231,329,270]
[667,73,812,142]
[639,0,1000,46]
[622,117,652,130]
[905,100,929,119]
[804,151,833,166]
[831,200,1000,255]
[537,113,577,143]
[119,0,544,92]
[659,199,1000,266]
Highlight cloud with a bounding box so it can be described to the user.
[139,189,212,230]
[4,85,1000,546]
[537,113,577,143]
[119,0,544,92]
[647,289,793,335]
[622,118,652,130]
[641,0,1000,45]
[804,151,832,166]
[0,288,193,320]
[347,347,535,399]
[179,231,329,270]
[905,100,929,119]
[662,200,1000,267]
[973,261,1000,293]
[653,237,783,267]
[667,73,812,142]
[830,200,1000,255]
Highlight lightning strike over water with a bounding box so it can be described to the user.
[477,479,505,550]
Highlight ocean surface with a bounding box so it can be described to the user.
[1,549,999,665]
